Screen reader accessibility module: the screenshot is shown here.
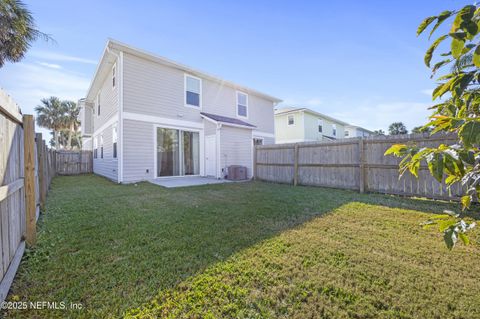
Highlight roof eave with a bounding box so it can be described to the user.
[200,114,256,129]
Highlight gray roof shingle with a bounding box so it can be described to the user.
[200,112,256,128]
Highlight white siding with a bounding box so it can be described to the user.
[204,119,217,135]
[220,126,253,178]
[247,94,275,133]
[123,53,202,123]
[117,49,277,182]
[93,63,119,130]
[122,52,275,133]
[122,119,155,183]
[79,100,94,136]
[93,122,118,182]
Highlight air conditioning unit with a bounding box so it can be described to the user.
[227,165,247,180]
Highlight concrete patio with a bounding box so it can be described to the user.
[149,176,234,188]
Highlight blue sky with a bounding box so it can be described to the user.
[0,0,472,135]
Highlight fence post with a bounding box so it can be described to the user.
[293,144,299,186]
[43,141,48,189]
[35,133,46,211]
[359,138,365,193]
[23,115,36,246]
[53,150,57,175]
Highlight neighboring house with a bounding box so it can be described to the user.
[80,39,281,183]
[344,125,373,138]
[274,107,348,143]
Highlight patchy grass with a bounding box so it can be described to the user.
[4,175,479,318]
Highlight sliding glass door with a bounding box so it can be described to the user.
[156,127,199,177]
[182,131,200,175]
[157,128,180,177]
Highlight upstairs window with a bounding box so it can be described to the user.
[288,115,294,125]
[345,130,350,137]
[112,124,118,158]
[332,124,337,136]
[112,64,116,88]
[185,75,201,107]
[237,92,248,118]
[93,136,98,159]
[318,119,323,133]
[97,92,101,116]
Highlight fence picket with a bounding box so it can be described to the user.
[256,133,461,201]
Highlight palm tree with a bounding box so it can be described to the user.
[35,97,66,149]
[61,101,79,150]
[0,0,53,67]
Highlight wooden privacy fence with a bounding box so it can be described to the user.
[56,150,92,175]
[254,133,462,201]
[0,89,92,304]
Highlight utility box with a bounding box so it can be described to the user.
[227,165,247,180]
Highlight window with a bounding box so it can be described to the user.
[288,115,294,125]
[237,92,248,118]
[112,64,116,88]
[253,138,263,146]
[345,130,350,137]
[332,124,337,136]
[318,119,323,133]
[185,75,201,107]
[97,92,101,116]
[112,124,117,158]
[93,136,98,159]
[100,134,104,159]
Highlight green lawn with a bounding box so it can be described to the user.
[4,175,479,318]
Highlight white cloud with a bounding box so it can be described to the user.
[37,61,62,69]
[29,51,97,65]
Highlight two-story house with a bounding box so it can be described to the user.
[80,39,281,183]
[344,125,373,138]
[274,107,349,143]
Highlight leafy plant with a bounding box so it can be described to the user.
[0,0,53,67]
[373,129,386,136]
[35,97,79,150]
[385,5,480,249]
[388,122,408,135]
[412,125,433,134]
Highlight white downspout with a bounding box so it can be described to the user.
[216,123,222,179]
[107,47,124,183]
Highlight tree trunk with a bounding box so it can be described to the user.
[54,130,60,150]
[67,123,73,150]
